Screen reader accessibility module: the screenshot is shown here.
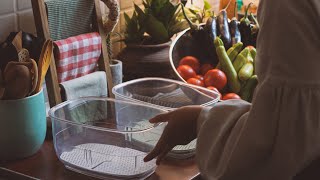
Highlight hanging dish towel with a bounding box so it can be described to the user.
[54,32,101,83]
[59,71,108,101]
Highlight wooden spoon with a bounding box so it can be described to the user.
[11,31,22,52]
[2,60,38,98]
[33,39,53,94]
[29,59,38,95]
[3,62,32,100]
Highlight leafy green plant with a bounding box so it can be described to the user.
[188,0,215,23]
[124,0,214,45]
[124,0,194,45]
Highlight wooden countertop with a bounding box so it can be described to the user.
[2,136,320,180]
[0,137,200,180]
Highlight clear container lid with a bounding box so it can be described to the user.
[49,97,167,133]
[112,77,220,111]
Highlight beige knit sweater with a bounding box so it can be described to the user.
[196,0,320,179]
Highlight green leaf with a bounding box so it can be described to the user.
[171,4,182,21]
[134,4,146,24]
[168,20,189,36]
[204,10,214,18]
[145,14,169,43]
[158,1,176,28]
[134,4,147,39]
[124,12,145,44]
[124,12,131,25]
[204,0,212,10]
[188,7,201,15]
[124,15,135,34]
[150,0,167,16]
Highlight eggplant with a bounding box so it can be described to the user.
[204,16,219,65]
[181,4,214,63]
[229,2,241,45]
[249,13,259,47]
[239,3,253,47]
[205,16,217,41]
[229,20,241,45]
[217,9,231,49]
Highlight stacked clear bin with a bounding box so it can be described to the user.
[112,77,220,159]
[49,78,220,179]
[49,98,168,179]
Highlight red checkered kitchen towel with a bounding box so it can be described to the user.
[54,32,101,83]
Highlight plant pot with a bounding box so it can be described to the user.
[110,59,123,86]
[117,41,176,82]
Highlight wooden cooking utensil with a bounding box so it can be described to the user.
[11,31,23,52]
[29,59,38,95]
[2,62,32,100]
[33,39,53,94]
[1,60,38,99]
[18,48,30,62]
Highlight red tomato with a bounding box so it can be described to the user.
[177,65,196,80]
[200,63,214,75]
[207,86,222,99]
[222,93,241,100]
[204,69,227,91]
[195,74,204,81]
[179,56,200,73]
[247,45,255,50]
[187,77,204,87]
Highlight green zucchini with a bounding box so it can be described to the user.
[214,37,241,93]
[233,48,249,73]
[238,62,254,81]
[240,75,258,102]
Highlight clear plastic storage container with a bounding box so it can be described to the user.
[112,77,220,159]
[49,98,168,180]
[112,77,220,111]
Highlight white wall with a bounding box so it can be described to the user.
[0,0,36,42]
[207,0,220,12]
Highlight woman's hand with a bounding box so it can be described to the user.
[143,106,203,165]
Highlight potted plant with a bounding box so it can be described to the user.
[117,0,199,81]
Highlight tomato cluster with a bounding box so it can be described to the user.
[176,56,241,100]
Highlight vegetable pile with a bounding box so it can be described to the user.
[175,3,259,102]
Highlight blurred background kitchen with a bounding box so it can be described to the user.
[0,0,259,43]
[0,0,259,112]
